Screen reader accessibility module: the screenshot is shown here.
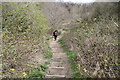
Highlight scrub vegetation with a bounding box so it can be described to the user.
[2,2,52,78]
[1,2,119,79]
[59,3,119,78]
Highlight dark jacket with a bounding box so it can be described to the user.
[53,30,58,36]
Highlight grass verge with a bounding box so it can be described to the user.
[58,39,86,79]
[28,64,48,79]
[44,50,53,59]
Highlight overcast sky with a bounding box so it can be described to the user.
[62,0,95,3]
[1,0,119,2]
[56,0,119,3]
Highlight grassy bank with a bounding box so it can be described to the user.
[58,39,86,79]
[2,3,52,78]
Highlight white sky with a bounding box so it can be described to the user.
[2,0,119,2]
[57,0,96,3]
[64,0,95,3]
[56,0,119,3]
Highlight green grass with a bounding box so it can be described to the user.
[28,64,48,79]
[44,50,53,59]
[28,69,45,79]
[58,39,86,79]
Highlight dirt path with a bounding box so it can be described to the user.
[45,32,72,78]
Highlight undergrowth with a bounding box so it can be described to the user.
[44,50,53,59]
[2,3,52,78]
[28,64,48,79]
[58,39,86,80]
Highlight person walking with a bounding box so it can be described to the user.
[53,30,58,41]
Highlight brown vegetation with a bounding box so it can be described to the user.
[60,2,119,78]
[1,2,119,78]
